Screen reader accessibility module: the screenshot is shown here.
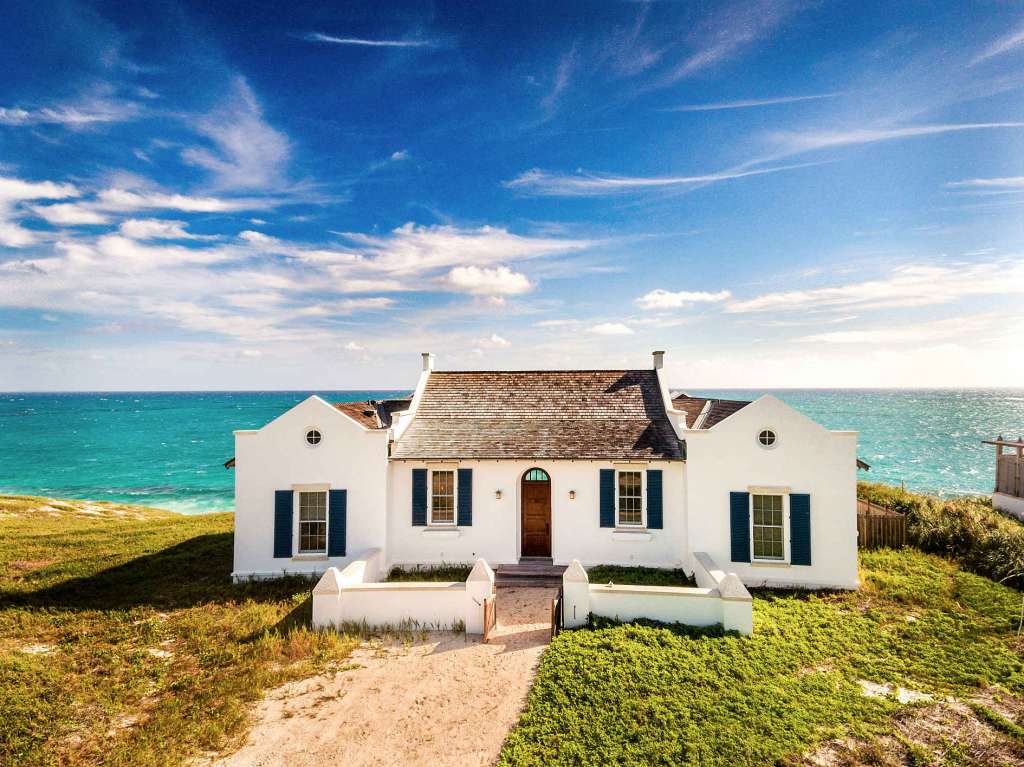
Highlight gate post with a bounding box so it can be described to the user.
[562,559,590,628]
[465,559,495,634]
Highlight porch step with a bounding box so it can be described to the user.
[495,561,566,587]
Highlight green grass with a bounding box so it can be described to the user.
[586,565,695,588]
[859,481,1024,588]
[0,495,358,767]
[500,548,1024,766]
[385,563,473,581]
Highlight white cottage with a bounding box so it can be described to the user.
[230,351,860,590]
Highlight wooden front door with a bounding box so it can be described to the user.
[521,469,551,557]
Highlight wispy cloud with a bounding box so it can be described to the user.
[795,315,996,345]
[504,162,817,197]
[665,93,840,112]
[945,176,1024,189]
[661,0,804,84]
[0,93,141,128]
[767,122,1024,155]
[304,32,437,48]
[636,288,731,310]
[726,260,1024,314]
[0,176,80,247]
[541,44,580,112]
[180,77,291,191]
[971,22,1024,66]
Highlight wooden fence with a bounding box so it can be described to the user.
[856,498,906,549]
[550,587,563,639]
[996,454,1024,498]
[482,595,497,643]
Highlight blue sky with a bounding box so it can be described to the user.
[1,0,1023,390]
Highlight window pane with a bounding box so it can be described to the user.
[617,471,643,526]
[431,470,455,524]
[752,494,784,561]
[298,491,327,553]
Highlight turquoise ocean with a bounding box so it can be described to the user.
[1,389,1022,514]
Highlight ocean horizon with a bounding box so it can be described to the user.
[2,387,1022,514]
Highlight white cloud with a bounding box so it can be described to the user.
[390,150,409,161]
[343,341,366,352]
[0,176,81,247]
[726,260,1024,314]
[504,163,814,197]
[971,23,1024,66]
[590,322,634,336]
[795,315,996,345]
[0,95,141,127]
[31,203,110,226]
[768,123,1024,155]
[666,93,840,112]
[180,78,291,191]
[636,288,731,310]
[475,333,511,349]
[443,265,532,296]
[945,176,1024,189]
[304,32,437,48]
[541,45,580,112]
[96,187,267,213]
[342,222,592,274]
[119,219,203,240]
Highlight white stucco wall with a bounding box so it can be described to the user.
[386,459,686,568]
[994,492,1024,521]
[683,395,859,589]
[232,396,390,580]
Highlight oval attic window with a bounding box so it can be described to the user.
[305,429,322,446]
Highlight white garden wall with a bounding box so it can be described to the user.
[684,395,859,590]
[312,552,495,634]
[386,459,685,569]
[232,396,390,581]
[562,556,753,635]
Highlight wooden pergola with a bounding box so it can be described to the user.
[983,436,1024,499]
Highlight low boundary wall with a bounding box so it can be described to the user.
[312,550,495,634]
[562,552,753,635]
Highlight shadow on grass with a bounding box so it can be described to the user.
[1,533,315,611]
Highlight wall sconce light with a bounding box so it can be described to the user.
[495,489,503,500]
[569,490,576,500]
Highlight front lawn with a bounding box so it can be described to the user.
[500,549,1024,766]
[0,495,358,767]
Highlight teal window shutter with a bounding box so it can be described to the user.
[457,468,473,526]
[599,469,615,527]
[646,469,663,529]
[790,493,811,565]
[412,469,427,526]
[273,490,293,558]
[730,492,750,563]
[328,489,346,557]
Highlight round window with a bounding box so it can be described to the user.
[305,429,322,446]
[758,429,777,448]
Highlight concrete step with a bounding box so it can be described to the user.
[495,561,566,587]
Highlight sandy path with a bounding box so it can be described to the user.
[210,586,557,767]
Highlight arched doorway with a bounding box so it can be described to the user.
[521,468,551,558]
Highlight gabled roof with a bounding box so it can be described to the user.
[672,394,752,429]
[391,370,682,460]
[334,397,411,429]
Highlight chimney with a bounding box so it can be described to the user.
[421,352,434,372]
[652,350,665,370]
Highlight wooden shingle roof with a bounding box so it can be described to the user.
[392,370,682,460]
[672,394,752,429]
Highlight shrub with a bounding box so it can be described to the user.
[858,482,1024,588]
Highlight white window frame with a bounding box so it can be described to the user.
[614,468,646,529]
[293,484,330,556]
[428,466,458,527]
[749,491,789,564]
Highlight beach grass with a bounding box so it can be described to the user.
[0,495,358,767]
[585,565,696,588]
[500,547,1024,766]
